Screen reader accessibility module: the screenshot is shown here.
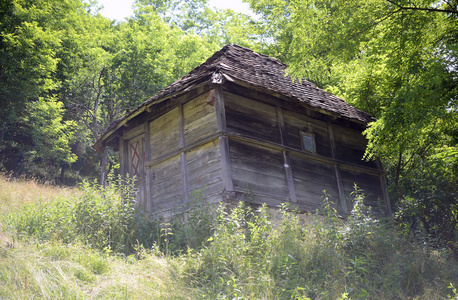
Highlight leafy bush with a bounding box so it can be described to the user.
[3,176,158,253]
[2,177,216,255]
[184,192,457,299]
[2,179,456,299]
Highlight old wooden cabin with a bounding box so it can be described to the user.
[93,44,391,216]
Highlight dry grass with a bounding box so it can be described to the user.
[1,176,456,299]
[0,241,199,300]
[0,174,81,216]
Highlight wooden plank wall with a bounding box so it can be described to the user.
[282,109,333,158]
[290,155,339,211]
[186,140,222,200]
[120,124,147,209]
[222,89,387,215]
[119,84,388,216]
[229,139,289,206]
[149,108,180,159]
[332,125,377,168]
[150,156,183,211]
[225,92,281,144]
[145,90,223,213]
[183,93,218,145]
[340,169,386,214]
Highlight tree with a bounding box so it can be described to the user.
[0,0,91,180]
[246,0,458,251]
[134,0,261,49]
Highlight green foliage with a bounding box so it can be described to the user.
[1,179,457,299]
[3,177,140,253]
[135,0,261,49]
[1,178,218,256]
[0,0,97,181]
[184,192,457,299]
[246,0,458,254]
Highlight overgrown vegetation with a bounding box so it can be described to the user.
[1,176,457,299]
[1,0,457,257]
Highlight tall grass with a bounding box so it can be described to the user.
[0,173,80,216]
[1,175,457,299]
[183,194,458,299]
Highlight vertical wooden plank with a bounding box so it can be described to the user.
[179,103,185,148]
[144,122,152,211]
[327,121,337,159]
[276,105,286,145]
[120,139,129,178]
[219,136,234,192]
[214,86,227,132]
[119,138,125,177]
[377,159,392,216]
[328,121,348,213]
[283,151,297,203]
[334,165,347,213]
[178,103,188,203]
[277,105,297,202]
[214,86,233,192]
[181,152,188,203]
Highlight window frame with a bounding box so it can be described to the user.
[300,131,316,153]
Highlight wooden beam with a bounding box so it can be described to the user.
[283,151,297,203]
[144,121,153,211]
[328,121,348,214]
[119,138,127,177]
[213,85,233,192]
[277,105,297,202]
[219,136,234,192]
[334,165,348,214]
[214,85,227,132]
[178,103,185,148]
[178,103,188,203]
[276,105,286,145]
[181,152,188,203]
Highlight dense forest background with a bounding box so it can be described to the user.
[1,0,457,250]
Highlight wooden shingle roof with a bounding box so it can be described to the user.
[94,44,374,151]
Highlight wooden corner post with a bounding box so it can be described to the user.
[213,86,233,192]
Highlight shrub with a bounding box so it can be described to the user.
[184,191,458,299]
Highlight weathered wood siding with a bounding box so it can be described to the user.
[289,155,339,211]
[229,139,289,206]
[184,92,218,145]
[150,156,183,211]
[186,140,222,199]
[282,110,333,157]
[332,125,377,168]
[340,169,385,212]
[224,92,281,144]
[221,89,386,214]
[121,124,148,209]
[145,90,223,213]
[149,108,180,160]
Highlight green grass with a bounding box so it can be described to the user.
[1,175,457,299]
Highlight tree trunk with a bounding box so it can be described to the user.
[59,163,66,185]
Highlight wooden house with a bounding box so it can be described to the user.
[93,45,391,216]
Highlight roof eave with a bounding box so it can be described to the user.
[92,80,214,153]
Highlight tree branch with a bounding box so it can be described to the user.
[386,0,458,15]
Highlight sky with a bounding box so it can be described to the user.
[96,0,252,22]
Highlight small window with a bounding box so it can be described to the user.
[301,132,316,153]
